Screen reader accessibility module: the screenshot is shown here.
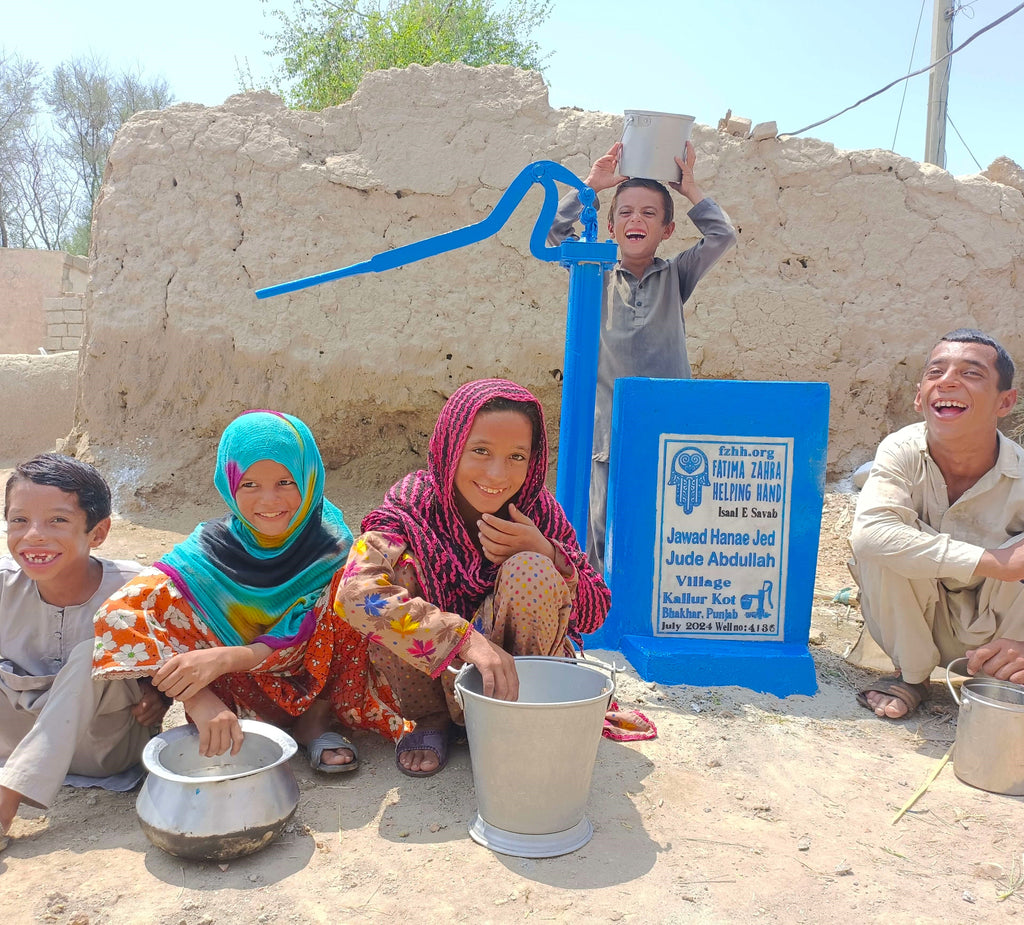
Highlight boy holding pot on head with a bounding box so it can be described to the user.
[548,139,736,576]
[850,330,1024,719]
[0,454,166,848]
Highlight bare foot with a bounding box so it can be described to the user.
[397,712,451,774]
[1,785,22,840]
[863,690,910,719]
[292,698,355,766]
[315,741,356,767]
[857,676,927,720]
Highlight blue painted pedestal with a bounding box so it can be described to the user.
[584,378,829,697]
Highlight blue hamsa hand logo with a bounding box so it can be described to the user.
[668,446,709,514]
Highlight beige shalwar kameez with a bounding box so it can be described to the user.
[0,556,149,810]
[849,423,1024,684]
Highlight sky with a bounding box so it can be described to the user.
[4,0,1023,177]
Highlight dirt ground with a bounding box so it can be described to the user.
[2,485,1023,925]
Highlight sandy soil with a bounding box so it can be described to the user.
[1,487,1023,924]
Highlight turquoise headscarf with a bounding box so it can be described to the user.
[157,410,353,647]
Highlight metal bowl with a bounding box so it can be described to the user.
[136,719,300,861]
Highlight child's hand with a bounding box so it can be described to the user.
[131,678,170,728]
[185,688,244,757]
[477,504,556,565]
[585,142,628,192]
[459,630,519,701]
[669,140,705,205]
[153,648,233,702]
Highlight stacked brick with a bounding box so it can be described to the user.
[43,295,86,352]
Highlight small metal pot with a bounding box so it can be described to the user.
[136,719,300,861]
[946,658,1024,796]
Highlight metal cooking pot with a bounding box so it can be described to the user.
[136,719,300,860]
[946,657,1024,796]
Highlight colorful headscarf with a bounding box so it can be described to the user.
[157,410,353,648]
[361,379,609,639]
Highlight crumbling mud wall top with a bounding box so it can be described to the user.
[70,63,1024,510]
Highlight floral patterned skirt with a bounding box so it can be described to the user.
[93,569,410,742]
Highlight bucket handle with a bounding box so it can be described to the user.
[579,654,620,710]
[945,657,970,706]
[448,654,619,709]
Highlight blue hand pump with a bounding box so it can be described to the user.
[256,161,618,547]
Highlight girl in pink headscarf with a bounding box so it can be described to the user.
[334,379,610,776]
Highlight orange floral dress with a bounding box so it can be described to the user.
[93,567,411,742]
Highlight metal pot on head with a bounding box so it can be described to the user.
[619,110,696,183]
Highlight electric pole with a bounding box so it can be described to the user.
[925,0,955,167]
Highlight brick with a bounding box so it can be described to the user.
[726,116,753,137]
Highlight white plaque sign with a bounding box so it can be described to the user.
[652,434,793,639]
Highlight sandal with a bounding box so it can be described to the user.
[307,731,359,773]
[395,726,450,778]
[856,675,929,719]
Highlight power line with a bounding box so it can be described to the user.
[891,0,930,152]
[781,1,1024,139]
[947,110,984,170]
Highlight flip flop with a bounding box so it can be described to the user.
[603,701,658,741]
[307,731,359,773]
[856,675,929,719]
[395,727,450,778]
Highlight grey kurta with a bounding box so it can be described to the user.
[548,190,736,572]
[0,555,148,809]
[548,191,737,458]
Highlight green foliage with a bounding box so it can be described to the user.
[63,218,92,257]
[46,56,172,207]
[265,0,553,110]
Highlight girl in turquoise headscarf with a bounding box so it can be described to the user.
[93,410,411,763]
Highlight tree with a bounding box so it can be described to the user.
[46,56,172,248]
[264,0,553,110]
[0,49,171,253]
[3,128,77,250]
[0,51,42,247]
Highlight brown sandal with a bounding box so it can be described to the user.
[856,675,929,718]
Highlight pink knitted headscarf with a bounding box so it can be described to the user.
[361,379,608,639]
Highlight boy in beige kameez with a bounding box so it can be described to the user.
[0,455,166,848]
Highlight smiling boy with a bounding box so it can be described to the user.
[849,330,1024,719]
[548,140,737,573]
[0,454,166,847]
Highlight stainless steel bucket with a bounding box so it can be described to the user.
[454,655,615,858]
[619,110,695,182]
[946,658,1024,795]
[136,720,300,860]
